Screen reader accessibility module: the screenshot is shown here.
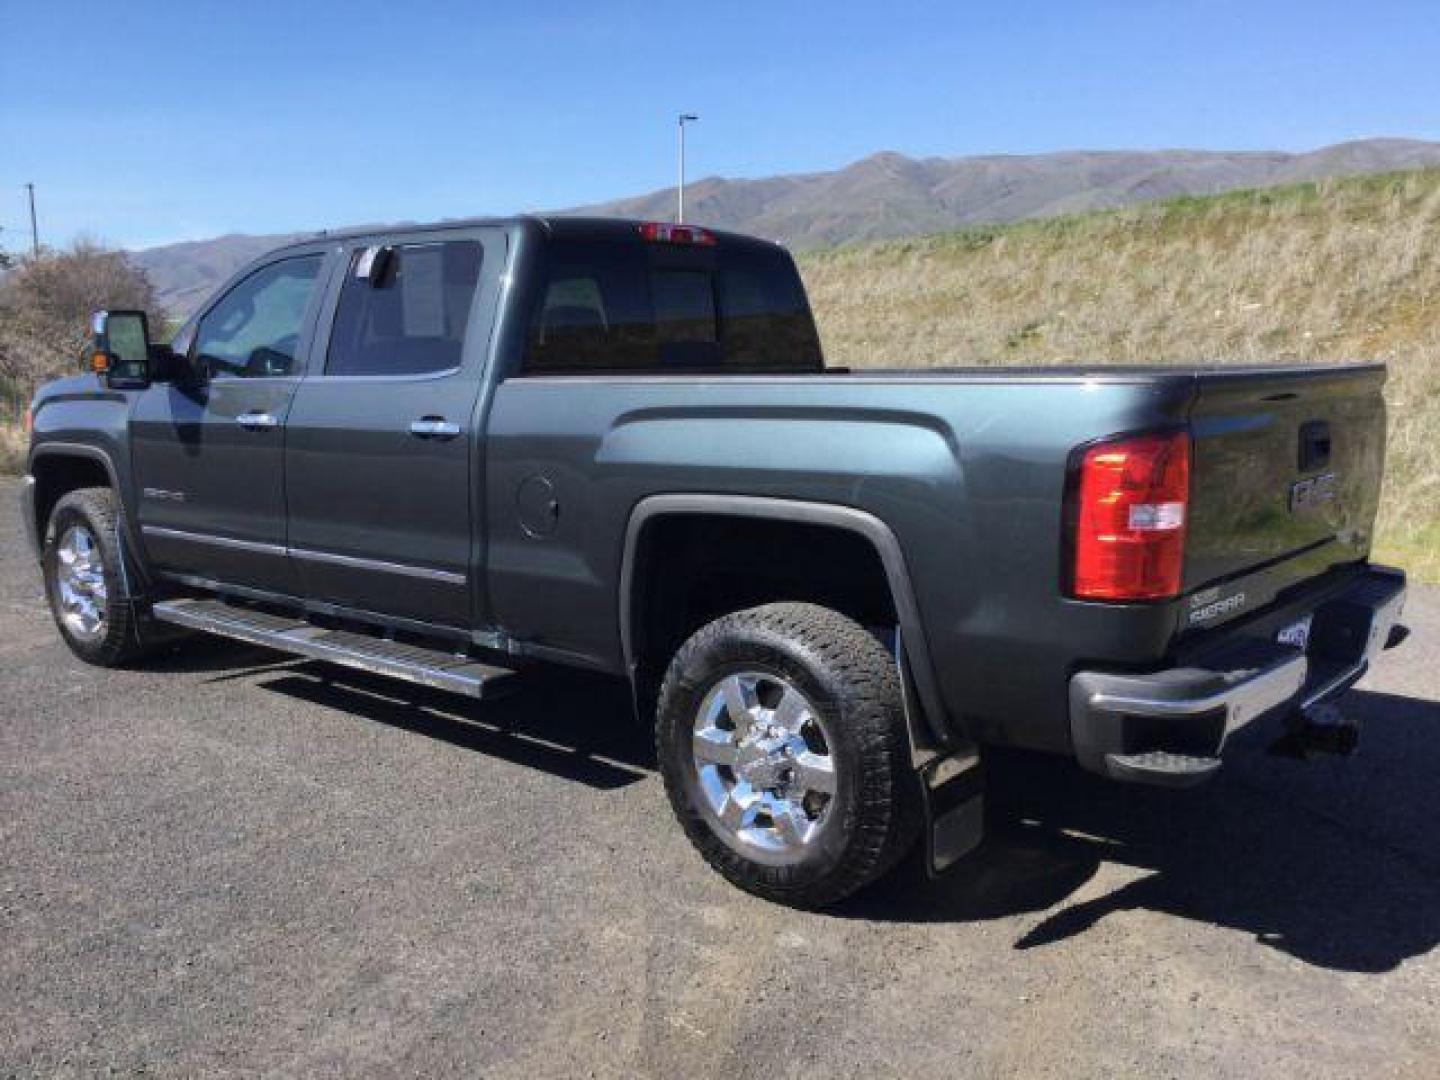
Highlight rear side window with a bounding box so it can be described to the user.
[326,240,483,376]
[523,238,822,374]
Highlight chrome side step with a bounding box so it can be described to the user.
[151,597,516,699]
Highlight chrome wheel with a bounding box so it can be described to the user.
[55,524,108,641]
[690,671,838,865]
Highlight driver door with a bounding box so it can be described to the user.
[131,250,330,594]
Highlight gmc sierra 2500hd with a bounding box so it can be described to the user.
[22,216,1408,907]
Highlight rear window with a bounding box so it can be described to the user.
[522,237,822,374]
[326,240,483,376]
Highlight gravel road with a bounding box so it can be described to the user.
[2,477,1437,1078]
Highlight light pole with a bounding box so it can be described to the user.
[25,183,39,257]
[677,113,698,223]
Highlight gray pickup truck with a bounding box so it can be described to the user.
[22,216,1408,907]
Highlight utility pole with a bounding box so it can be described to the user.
[677,114,698,223]
[25,183,38,257]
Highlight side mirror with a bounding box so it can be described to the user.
[148,342,189,382]
[90,310,152,389]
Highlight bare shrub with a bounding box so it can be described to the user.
[0,240,163,412]
[0,422,25,475]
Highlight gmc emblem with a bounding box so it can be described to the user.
[1290,472,1338,513]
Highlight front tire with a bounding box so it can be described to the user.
[42,487,151,667]
[656,602,919,908]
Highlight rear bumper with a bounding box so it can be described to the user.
[1070,565,1407,786]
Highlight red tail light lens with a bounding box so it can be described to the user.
[638,222,717,245]
[1070,430,1190,601]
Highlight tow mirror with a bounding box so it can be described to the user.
[89,310,152,389]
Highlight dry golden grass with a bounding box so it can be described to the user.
[800,169,1440,582]
[0,423,25,477]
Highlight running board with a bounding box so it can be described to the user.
[151,597,517,699]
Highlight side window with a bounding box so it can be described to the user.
[325,240,484,376]
[193,256,323,379]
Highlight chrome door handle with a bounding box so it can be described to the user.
[409,417,461,439]
[237,411,279,431]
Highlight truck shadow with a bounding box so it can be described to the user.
[253,662,656,790]
[214,641,1440,973]
[842,689,1440,974]
[142,633,300,675]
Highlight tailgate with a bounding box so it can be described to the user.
[1181,364,1386,631]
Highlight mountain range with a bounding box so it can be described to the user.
[131,138,1440,316]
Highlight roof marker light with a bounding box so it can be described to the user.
[638,222,717,245]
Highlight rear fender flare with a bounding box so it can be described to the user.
[618,493,955,751]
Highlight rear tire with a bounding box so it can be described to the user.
[42,487,153,667]
[656,602,919,908]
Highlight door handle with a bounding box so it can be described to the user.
[237,411,279,431]
[409,417,462,439]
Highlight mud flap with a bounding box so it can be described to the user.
[890,626,986,877]
[921,750,985,877]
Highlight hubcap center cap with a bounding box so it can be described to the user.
[735,729,791,789]
[737,752,784,790]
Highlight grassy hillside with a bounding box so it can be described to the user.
[799,169,1440,582]
[134,140,1440,316]
[576,138,1440,254]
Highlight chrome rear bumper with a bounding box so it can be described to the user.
[1070,566,1407,786]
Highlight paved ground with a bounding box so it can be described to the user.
[2,479,1438,1078]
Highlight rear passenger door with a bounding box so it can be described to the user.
[283,230,502,630]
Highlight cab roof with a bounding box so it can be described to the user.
[270,215,784,253]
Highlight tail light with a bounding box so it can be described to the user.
[638,222,716,245]
[1069,430,1190,601]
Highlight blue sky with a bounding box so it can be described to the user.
[3,0,1439,250]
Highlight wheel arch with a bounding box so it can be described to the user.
[28,443,148,591]
[618,493,954,749]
